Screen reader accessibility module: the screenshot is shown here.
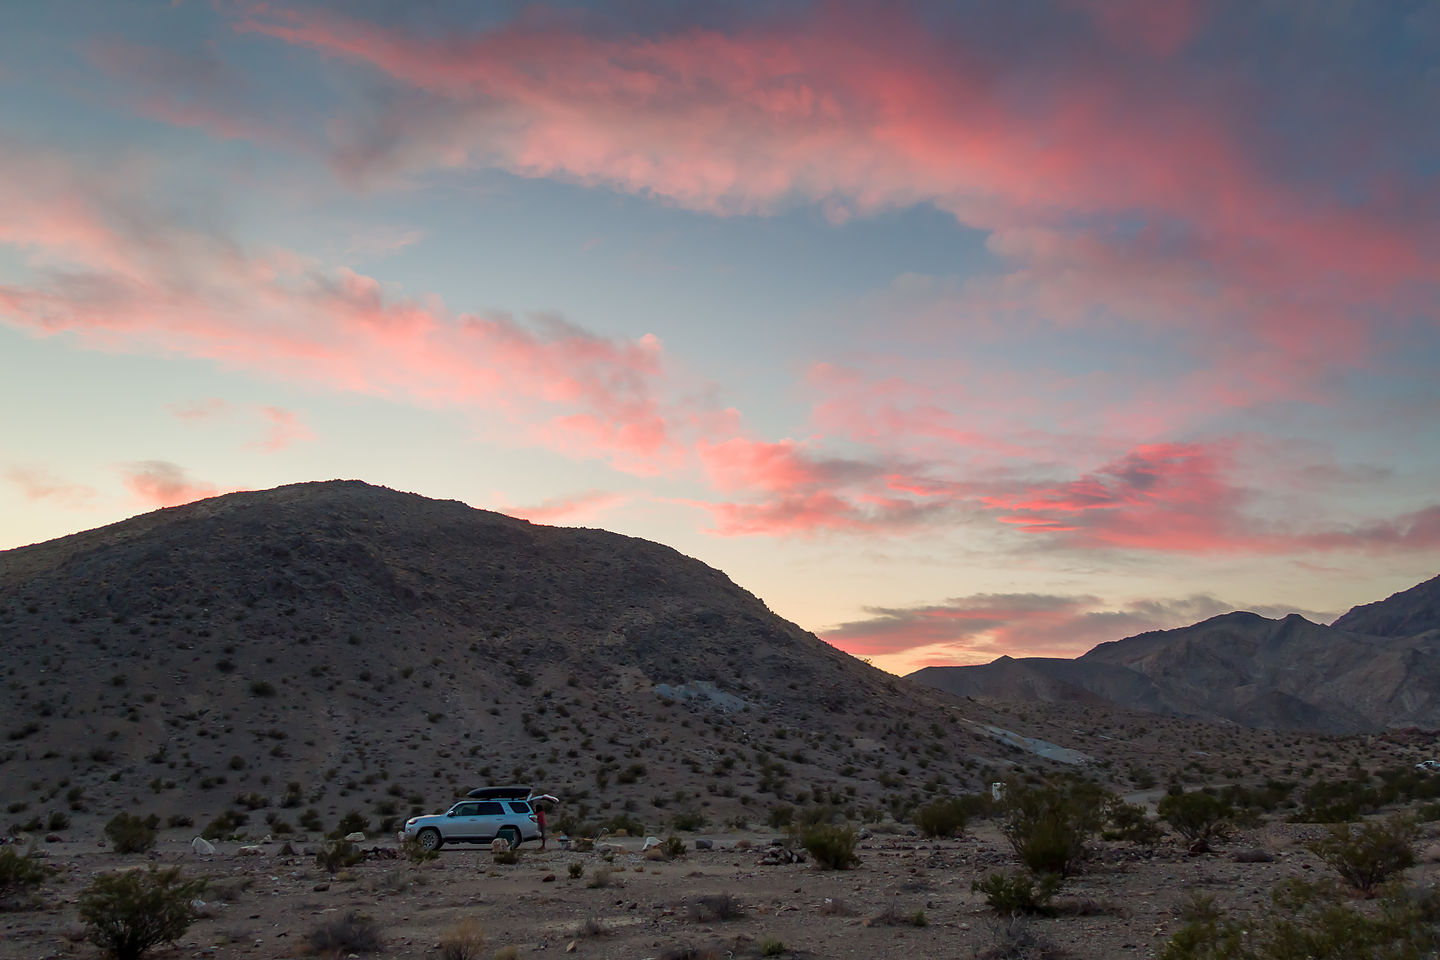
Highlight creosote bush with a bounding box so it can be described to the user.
[1159,878,1440,959]
[1307,815,1418,895]
[1000,778,1110,877]
[972,871,1062,916]
[1158,790,1234,854]
[78,867,205,960]
[801,823,859,870]
[913,795,971,838]
[104,812,159,854]
[0,846,55,905]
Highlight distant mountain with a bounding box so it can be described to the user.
[1331,573,1440,638]
[910,576,1440,733]
[1,480,1012,834]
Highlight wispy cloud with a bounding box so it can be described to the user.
[4,466,97,509]
[119,460,221,508]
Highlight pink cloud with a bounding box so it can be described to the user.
[822,589,1341,669]
[254,406,314,453]
[0,145,689,476]
[504,490,629,526]
[119,460,221,508]
[3,467,97,508]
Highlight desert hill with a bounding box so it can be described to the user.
[909,578,1440,733]
[0,480,1039,839]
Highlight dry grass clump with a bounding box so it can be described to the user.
[438,919,485,960]
[306,911,382,956]
[688,893,743,922]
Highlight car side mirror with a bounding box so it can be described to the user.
[447,811,456,817]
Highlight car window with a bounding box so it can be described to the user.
[453,802,480,816]
[507,802,531,814]
[474,801,503,815]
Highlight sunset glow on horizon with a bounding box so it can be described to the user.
[2,0,1437,674]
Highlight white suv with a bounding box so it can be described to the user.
[401,787,555,852]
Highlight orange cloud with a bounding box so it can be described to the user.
[504,491,629,526]
[119,461,221,508]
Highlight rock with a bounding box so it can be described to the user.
[694,839,714,850]
[278,842,297,857]
[44,833,61,843]
[236,844,264,856]
[313,883,330,892]
[542,873,556,882]
[344,832,366,842]
[191,836,216,856]
[565,940,577,953]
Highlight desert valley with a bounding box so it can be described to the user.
[2,482,1439,960]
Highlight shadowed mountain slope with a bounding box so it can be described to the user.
[2,480,1025,836]
[910,578,1440,733]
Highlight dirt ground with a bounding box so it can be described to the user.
[7,819,1439,960]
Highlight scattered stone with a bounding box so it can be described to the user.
[313,883,330,892]
[694,839,714,850]
[191,836,216,856]
[344,832,367,843]
[542,873,556,882]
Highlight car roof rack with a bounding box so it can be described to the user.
[465,785,533,800]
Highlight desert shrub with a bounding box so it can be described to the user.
[972,871,1061,916]
[1159,878,1440,959]
[306,911,382,956]
[801,824,859,870]
[604,813,645,836]
[438,919,484,960]
[1000,778,1110,877]
[568,861,584,879]
[399,836,437,862]
[661,835,687,859]
[1158,791,1234,853]
[914,796,970,838]
[672,809,707,831]
[689,893,742,922]
[201,810,246,841]
[759,938,785,956]
[315,839,365,873]
[104,813,158,854]
[586,867,614,889]
[0,846,54,904]
[1290,777,1376,823]
[78,867,205,960]
[329,810,370,839]
[493,846,518,865]
[46,811,69,831]
[767,804,794,829]
[869,898,929,926]
[1104,799,1164,846]
[1307,815,1417,894]
[165,814,192,829]
[976,915,1062,960]
[298,808,323,832]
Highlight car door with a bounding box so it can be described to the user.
[472,801,505,838]
[444,802,484,841]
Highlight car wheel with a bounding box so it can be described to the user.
[418,828,442,852]
[498,826,521,849]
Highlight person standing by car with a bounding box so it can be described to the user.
[536,804,548,850]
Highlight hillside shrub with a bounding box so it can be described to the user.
[104,813,158,854]
[79,867,205,960]
[1000,779,1110,877]
[328,810,370,839]
[1307,816,1418,894]
[801,824,859,870]
[1158,791,1234,853]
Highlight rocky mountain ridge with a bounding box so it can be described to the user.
[910,575,1440,733]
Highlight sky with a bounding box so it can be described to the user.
[1,0,1438,675]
